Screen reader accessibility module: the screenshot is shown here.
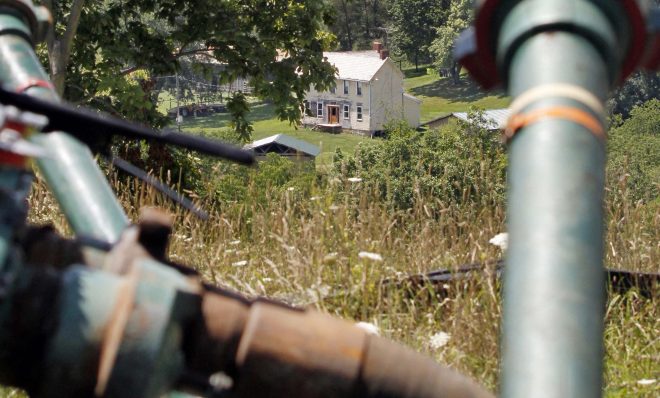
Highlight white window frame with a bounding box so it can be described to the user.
[343,80,349,95]
[317,102,324,119]
[356,81,362,96]
[356,105,363,122]
[343,104,350,120]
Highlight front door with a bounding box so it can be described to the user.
[328,105,339,124]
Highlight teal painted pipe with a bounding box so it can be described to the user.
[498,1,618,396]
[0,14,128,242]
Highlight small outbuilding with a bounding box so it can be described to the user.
[245,134,320,162]
[422,109,511,131]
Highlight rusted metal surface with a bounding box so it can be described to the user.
[185,286,495,398]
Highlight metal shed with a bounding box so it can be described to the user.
[245,134,320,162]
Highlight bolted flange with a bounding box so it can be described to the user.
[0,0,51,44]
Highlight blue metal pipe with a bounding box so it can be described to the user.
[0,15,128,242]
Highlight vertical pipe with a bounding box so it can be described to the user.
[501,31,608,398]
[0,16,128,242]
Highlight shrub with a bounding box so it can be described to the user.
[332,116,507,210]
[607,99,660,203]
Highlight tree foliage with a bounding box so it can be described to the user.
[333,114,507,209]
[329,0,388,51]
[607,99,660,203]
[607,71,660,119]
[430,0,472,83]
[387,0,445,70]
[37,0,338,136]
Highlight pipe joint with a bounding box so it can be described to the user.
[496,0,622,87]
[456,0,657,89]
[0,0,51,44]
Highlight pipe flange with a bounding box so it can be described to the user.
[496,0,621,87]
[457,0,653,89]
[0,0,51,44]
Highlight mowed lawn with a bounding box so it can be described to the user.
[175,102,370,168]
[163,69,511,166]
[403,70,511,122]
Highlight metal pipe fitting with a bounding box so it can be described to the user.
[0,6,128,243]
[184,288,494,398]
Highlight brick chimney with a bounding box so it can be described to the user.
[372,41,383,53]
[379,49,389,60]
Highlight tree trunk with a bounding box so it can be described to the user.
[450,61,461,84]
[341,0,353,50]
[415,53,419,72]
[44,0,86,96]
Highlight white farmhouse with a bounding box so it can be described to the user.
[302,43,421,136]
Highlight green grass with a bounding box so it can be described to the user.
[405,73,510,122]
[177,102,372,168]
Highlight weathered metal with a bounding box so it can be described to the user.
[457,1,659,397]
[0,1,128,242]
[185,287,494,398]
[0,2,498,397]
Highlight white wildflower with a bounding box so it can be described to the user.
[229,240,241,245]
[287,187,295,191]
[637,379,656,386]
[355,321,380,336]
[489,232,508,251]
[358,251,383,262]
[329,204,339,211]
[348,177,362,183]
[310,196,321,201]
[429,331,451,349]
[232,260,248,267]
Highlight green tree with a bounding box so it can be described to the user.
[329,0,389,51]
[430,0,472,84]
[37,0,338,136]
[333,115,507,209]
[607,71,660,119]
[388,0,444,71]
[607,99,660,203]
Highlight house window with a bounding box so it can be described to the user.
[304,100,311,116]
[343,104,350,119]
[343,80,349,95]
[310,101,317,117]
[356,81,362,96]
[317,102,323,118]
[357,105,363,121]
[330,84,336,94]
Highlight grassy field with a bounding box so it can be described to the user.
[2,70,653,398]
[404,72,510,122]
[11,167,657,397]
[177,102,370,167]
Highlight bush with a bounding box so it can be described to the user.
[607,99,660,203]
[332,116,508,210]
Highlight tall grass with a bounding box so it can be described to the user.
[1,162,655,397]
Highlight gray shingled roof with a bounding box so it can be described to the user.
[245,134,320,157]
[324,51,389,82]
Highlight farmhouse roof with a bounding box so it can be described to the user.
[323,51,390,82]
[245,134,320,157]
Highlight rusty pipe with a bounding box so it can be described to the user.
[184,289,493,398]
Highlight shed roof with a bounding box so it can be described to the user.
[324,51,389,82]
[245,134,320,157]
[451,109,511,130]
